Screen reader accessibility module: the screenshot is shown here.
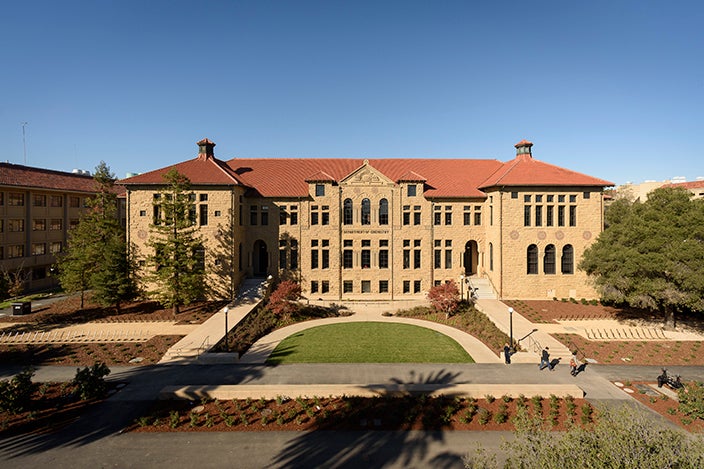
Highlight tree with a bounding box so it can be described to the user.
[464,404,704,468]
[56,162,139,311]
[268,280,302,320]
[145,169,206,317]
[427,281,460,318]
[579,187,704,328]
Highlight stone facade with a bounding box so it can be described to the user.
[122,139,612,301]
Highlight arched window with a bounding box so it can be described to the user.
[361,198,371,225]
[561,244,574,274]
[489,242,494,271]
[544,244,556,274]
[343,198,353,225]
[527,244,538,274]
[379,198,389,225]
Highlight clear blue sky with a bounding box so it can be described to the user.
[2,1,702,185]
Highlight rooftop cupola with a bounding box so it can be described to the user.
[514,139,533,158]
[197,138,216,160]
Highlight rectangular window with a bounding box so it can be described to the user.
[69,219,79,229]
[445,211,452,225]
[322,281,329,293]
[583,192,591,199]
[315,184,325,197]
[524,206,531,226]
[414,211,421,225]
[32,243,46,256]
[379,250,388,268]
[403,205,410,226]
[50,219,62,230]
[322,249,329,269]
[361,280,371,293]
[9,219,24,232]
[8,245,24,258]
[403,249,410,269]
[311,250,319,269]
[343,280,353,294]
[343,250,353,269]
[311,211,319,225]
[511,192,518,199]
[0,192,3,205]
[50,195,62,207]
[33,194,46,206]
[199,194,208,202]
[414,280,421,293]
[569,195,577,203]
[311,281,319,293]
[250,206,257,225]
[9,193,24,206]
[434,211,441,225]
[290,240,298,270]
[379,280,389,293]
[290,207,298,225]
[546,206,554,226]
[361,250,371,268]
[403,280,410,293]
[199,204,208,226]
[445,249,452,269]
[69,196,80,208]
[434,249,441,268]
[279,249,287,269]
[474,210,481,226]
[547,195,554,203]
[279,206,287,225]
[414,249,421,269]
[535,205,542,226]
[558,195,566,203]
[407,184,416,197]
[464,211,471,225]
[524,195,531,202]
[558,205,565,226]
[50,241,62,254]
[569,205,577,226]
[322,210,329,225]
[261,206,269,226]
[33,219,46,231]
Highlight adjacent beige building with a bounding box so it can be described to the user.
[122,139,613,301]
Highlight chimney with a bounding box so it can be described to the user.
[514,140,533,158]
[197,138,216,160]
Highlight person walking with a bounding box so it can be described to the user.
[569,352,580,376]
[539,347,551,370]
[503,343,512,364]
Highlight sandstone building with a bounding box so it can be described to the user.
[121,139,613,301]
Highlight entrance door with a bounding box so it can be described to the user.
[464,240,479,275]
[253,240,268,277]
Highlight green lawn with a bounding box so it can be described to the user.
[266,321,474,364]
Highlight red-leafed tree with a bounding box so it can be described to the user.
[427,281,460,318]
[268,280,302,319]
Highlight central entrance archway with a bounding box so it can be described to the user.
[464,240,479,275]
[252,240,268,277]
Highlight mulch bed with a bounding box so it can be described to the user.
[614,381,704,433]
[128,394,594,433]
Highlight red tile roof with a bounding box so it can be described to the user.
[479,154,613,189]
[0,162,98,193]
[665,181,704,190]
[120,139,614,198]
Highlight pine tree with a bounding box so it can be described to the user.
[145,169,206,317]
[57,162,139,310]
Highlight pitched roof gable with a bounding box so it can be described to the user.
[120,155,242,186]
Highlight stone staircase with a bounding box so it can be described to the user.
[467,277,497,300]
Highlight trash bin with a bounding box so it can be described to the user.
[11,302,31,316]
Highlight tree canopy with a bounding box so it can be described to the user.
[145,169,206,316]
[579,187,704,327]
[56,162,138,310]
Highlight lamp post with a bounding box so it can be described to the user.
[508,307,514,352]
[459,274,465,301]
[223,306,229,353]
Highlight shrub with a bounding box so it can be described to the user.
[678,381,704,421]
[494,403,509,424]
[73,362,111,400]
[0,367,36,414]
[477,408,491,425]
[268,280,302,319]
[485,394,496,404]
[427,281,460,317]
